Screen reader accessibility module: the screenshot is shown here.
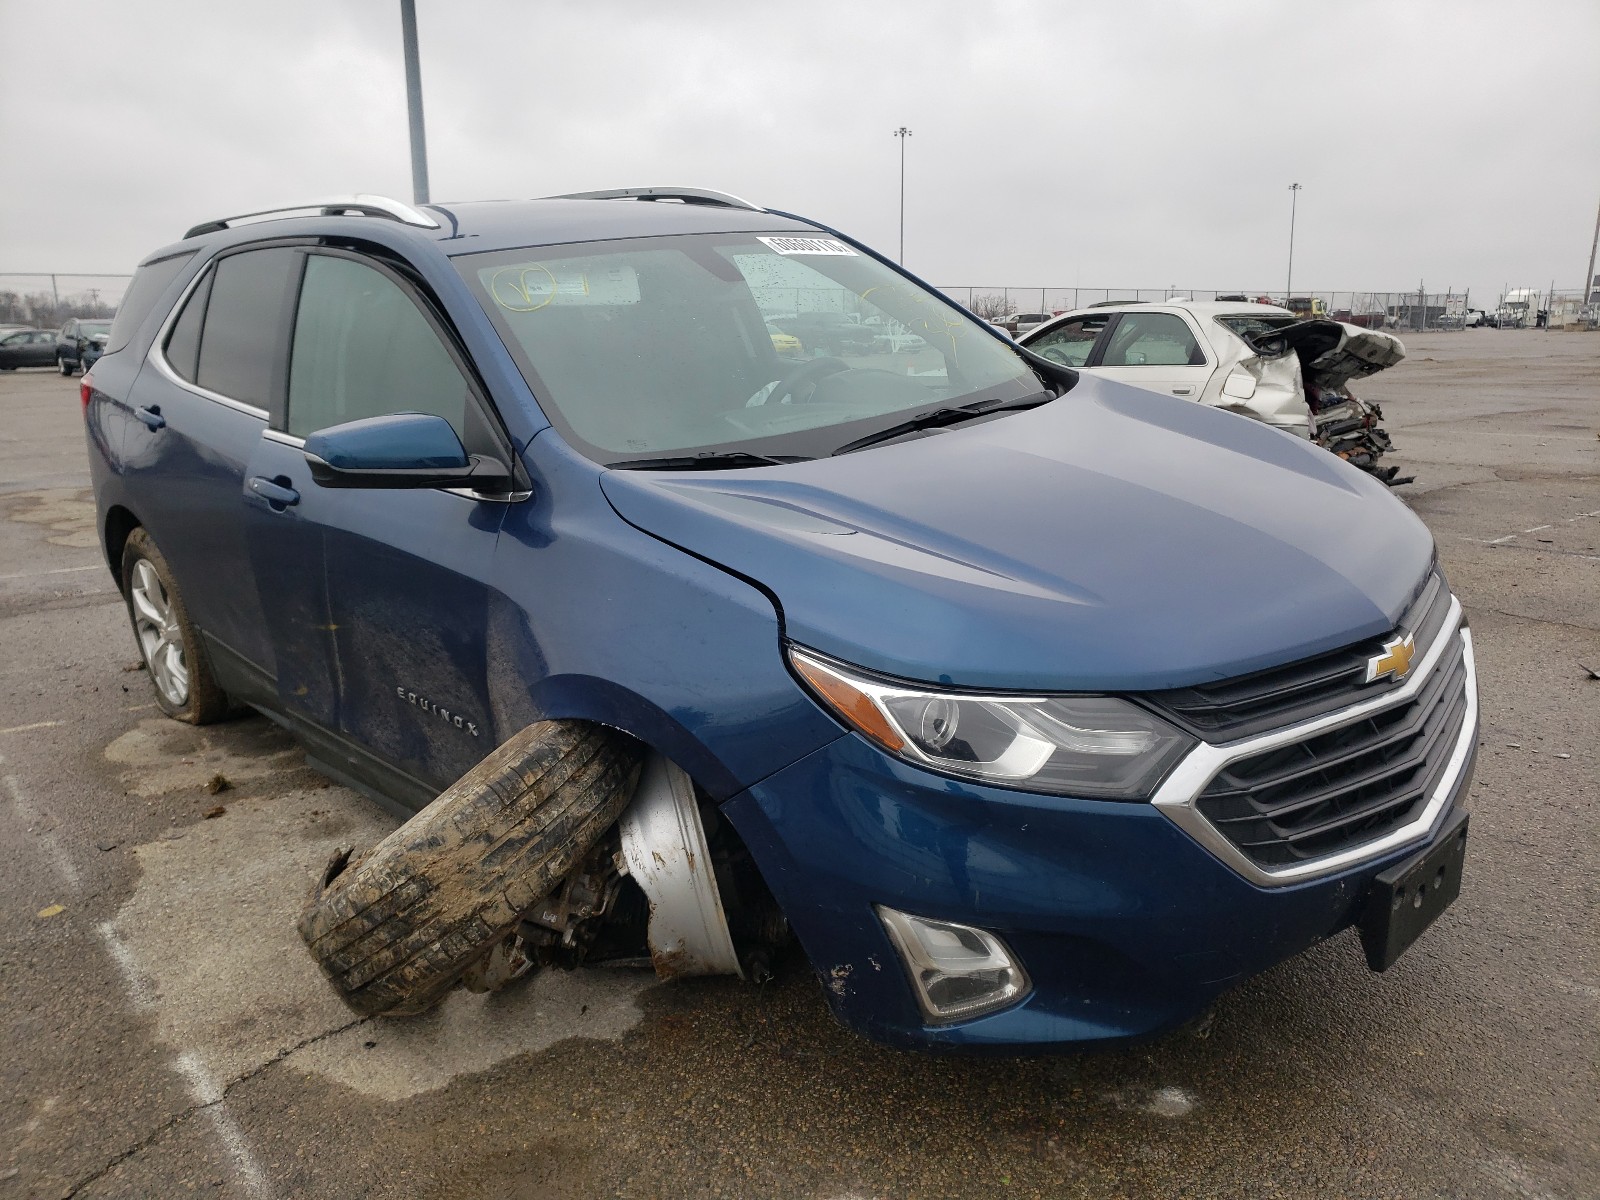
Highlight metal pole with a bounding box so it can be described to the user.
[1286,183,1302,299]
[400,0,430,205]
[893,127,912,263]
[1585,192,1600,306]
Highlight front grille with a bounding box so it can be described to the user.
[1142,569,1452,742]
[1193,631,1469,867]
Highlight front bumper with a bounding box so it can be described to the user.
[723,630,1479,1052]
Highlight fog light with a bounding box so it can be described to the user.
[876,906,1030,1024]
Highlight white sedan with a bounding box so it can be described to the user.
[1015,300,1404,441]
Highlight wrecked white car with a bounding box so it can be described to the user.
[1018,301,1410,484]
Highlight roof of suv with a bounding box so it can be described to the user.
[425,198,815,255]
[167,191,821,261]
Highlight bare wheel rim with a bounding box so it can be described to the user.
[130,558,189,707]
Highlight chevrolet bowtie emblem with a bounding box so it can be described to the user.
[1365,633,1416,684]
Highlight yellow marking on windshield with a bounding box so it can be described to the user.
[488,264,559,312]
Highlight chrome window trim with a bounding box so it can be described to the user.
[1151,598,1477,887]
[440,485,533,504]
[145,262,270,421]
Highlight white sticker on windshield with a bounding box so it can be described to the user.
[757,236,858,257]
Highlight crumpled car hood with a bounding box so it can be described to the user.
[599,376,1435,693]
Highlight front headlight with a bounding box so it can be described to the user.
[789,647,1195,800]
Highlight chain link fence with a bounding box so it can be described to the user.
[939,287,1496,331]
[946,286,1600,331]
[0,274,132,328]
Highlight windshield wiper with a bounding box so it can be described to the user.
[606,450,812,471]
[829,389,1056,457]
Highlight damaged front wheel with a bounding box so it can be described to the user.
[297,720,644,1017]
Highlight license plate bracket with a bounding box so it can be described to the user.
[1358,808,1469,972]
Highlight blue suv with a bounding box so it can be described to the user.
[84,190,1478,1050]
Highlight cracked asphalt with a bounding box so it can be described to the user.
[1,330,1597,1200]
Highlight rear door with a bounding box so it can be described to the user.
[120,245,301,695]
[30,330,59,366]
[1088,310,1214,399]
[248,248,516,795]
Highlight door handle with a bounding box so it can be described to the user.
[1171,387,1195,396]
[249,476,300,510]
[134,405,166,430]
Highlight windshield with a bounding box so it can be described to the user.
[457,232,1044,464]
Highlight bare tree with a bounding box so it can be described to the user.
[968,293,1015,322]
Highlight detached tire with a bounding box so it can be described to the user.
[298,721,644,1017]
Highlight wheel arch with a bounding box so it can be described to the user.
[102,504,141,592]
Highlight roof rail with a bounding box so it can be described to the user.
[547,186,764,212]
[183,194,441,240]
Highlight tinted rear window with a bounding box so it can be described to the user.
[107,253,194,353]
[164,268,213,383]
[194,248,299,409]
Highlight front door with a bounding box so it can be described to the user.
[248,249,517,798]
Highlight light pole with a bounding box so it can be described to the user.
[400,0,430,205]
[893,127,912,263]
[1285,182,1302,299]
[1584,190,1600,308]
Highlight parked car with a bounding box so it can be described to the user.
[768,311,876,355]
[1003,312,1054,336]
[1018,300,1410,483]
[0,328,58,370]
[85,190,1477,1051]
[56,318,113,375]
[766,323,803,358]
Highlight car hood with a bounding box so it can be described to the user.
[598,376,1435,692]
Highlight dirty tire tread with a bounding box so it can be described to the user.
[120,528,231,725]
[330,746,629,989]
[297,720,643,1016]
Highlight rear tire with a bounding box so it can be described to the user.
[120,528,230,724]
[298,720,644,1017]
[57,356,75,376]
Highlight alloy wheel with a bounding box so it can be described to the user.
[129,559,189,707]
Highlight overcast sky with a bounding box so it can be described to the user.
[3,0,1597,306]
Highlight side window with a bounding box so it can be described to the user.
[286,254,471,440]
[1027,315,1109,367]
[163,268,213,384]
[195,247,300,409]
[106,252,194,353]
[1100,312,1205,367]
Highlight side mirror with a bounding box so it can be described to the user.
[302,413,512,492]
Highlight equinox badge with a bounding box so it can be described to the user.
[1365,633,1417,684]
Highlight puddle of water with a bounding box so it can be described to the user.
[4,487,99,548]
